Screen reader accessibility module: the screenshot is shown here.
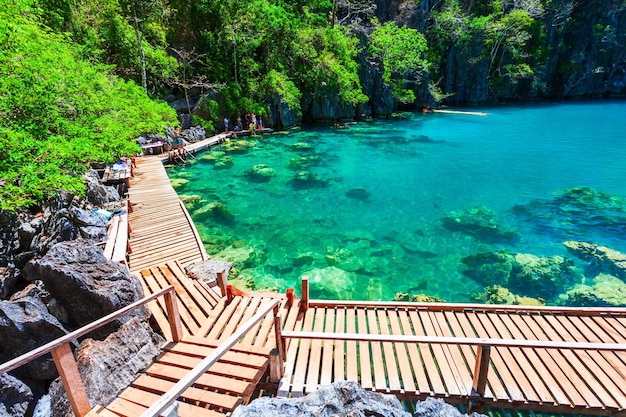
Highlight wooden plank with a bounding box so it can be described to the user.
[291,307,315,395]
[320,308,335,386]
[429,311,472,397]
[144,362,249,394]
[206,297,245,340]
[418,310,464,397]
[156,352,262,381]
[118,387,224,417]
[132,374,241,410]
[237,297,263,345]
[150,266,200,334]
[137,271,173,340]
[377,309,401,392]
[497,314,562,405]
[542,314,619,409]
[333,307,346,382]
[103,216,120,259]
[356,308,373,389]
[277,303,306,397]
[251,303,280,353]
[166,261,215,316]
[452,311,507,400]
[106,397,148,416]
[397,309,430,395]
[466,311,524,403]
[305,306,326,392]
[407,309,447,396]
[478,312,544,404]
[164,342,268,368]
[111,215,129,262]
[367,308,387,391]
[345,307,359,383]
[510,314,588,408]
[388,308,416,394]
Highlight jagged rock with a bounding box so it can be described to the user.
[185,259,233,287]
[180,125,206,143]
[563,241,626,280]
[0,297,68,380]
[49,317,164,417]
[267,93,302,129]
[11,281,70,325]
[0,373,33,417]
[22,239,147,335]
[231,380,410,417]
[84,170,120,206]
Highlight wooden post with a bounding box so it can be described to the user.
[164,288,183,342]
[273,307,285,361]
[226,284,234,303]
[217,270,229,297]
[286,288,294,307]
[300,276,309,312]
[50,343,91,417]
[469,344,491,413]
[269,348,284,383]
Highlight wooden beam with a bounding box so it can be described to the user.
[471,345,491,397]
[300,276,309,312]
[217,270,229,297]
[280,331,626,351]
[51,343,91,417]
[164,288,183,342]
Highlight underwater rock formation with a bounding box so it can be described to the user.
[441,205,518,242]
[563,241,626,280]
[393,292,446,303]
[194,201,235,223]
[471,285,545,306]
[244,164,276,181]
[301,266,355,299]
[461,249,580,300]
[513,187,626,246]
[564,274,626,307]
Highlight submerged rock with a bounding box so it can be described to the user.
[442,205,518,242]
[564,274,626,307]
[170,178,189,190]
[461,249,580,300]
[244,164,275,181]
[345,188,371,201]
[231,380,410,417]
[301,267,354,299]
[563,241,626,280]
[180,194,204,210]
[194,201,235,223]
[471,285,545,306]
[393,292,446,303]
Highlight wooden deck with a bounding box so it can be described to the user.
[97,151,626,417]
[127,157,208,272]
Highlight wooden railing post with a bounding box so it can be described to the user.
[217,270,229,297]
[164,287,183,342]
[285,288,294,307]
[469,344,491,413]
[300,276,309,312]
[50,343,91,417]
[226,284,234,303]
[270,305,285,383]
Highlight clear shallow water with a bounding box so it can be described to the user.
[168,101,626,303]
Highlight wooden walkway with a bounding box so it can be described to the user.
[95,152,626,417]
[127,157,208,273]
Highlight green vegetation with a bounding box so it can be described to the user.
[0,0,176,210]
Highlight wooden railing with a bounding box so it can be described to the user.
[280,330,626,411]
[0,286,182,417]
[139,299,283,417]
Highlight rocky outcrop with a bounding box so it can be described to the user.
[49,317,164,417]
[0,373,33,417]
[471,285,546,306]
[231,380,410,417]
[0,296,68,380]
[185,259,233,288]
[563,241,626,280]
[442,206,517,243]
[414,397,486,417]
[565,273,626,307]
[22,239,147,335]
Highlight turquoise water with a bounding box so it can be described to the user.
[168,101,626,303]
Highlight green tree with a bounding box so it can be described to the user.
[369,22,428,103]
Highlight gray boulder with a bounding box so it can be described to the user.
[0,373,33,417]
[49,317,164,417]
[185,259,233,287]
[22,239,147,335]
[231,380,410,417]
[414,397,486,417]
[84,170,120,206]
[0,297,68,380]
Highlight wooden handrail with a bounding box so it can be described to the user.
[306,299,626,316]
[139,298,282,417]
[0,286,178,376]
[280,331,626,351]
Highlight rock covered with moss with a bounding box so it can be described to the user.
[564,274,626,307]
[563,241,626,280]
[442,205,517,242]
[471,285,545,306]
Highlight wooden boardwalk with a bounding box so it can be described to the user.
[127,158,208,272]
[98,152,626,417]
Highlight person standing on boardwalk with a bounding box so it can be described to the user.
[223,117,229,133]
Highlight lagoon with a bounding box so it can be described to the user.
[168,101,626,304]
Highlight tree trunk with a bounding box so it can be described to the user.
[132,2,148,94]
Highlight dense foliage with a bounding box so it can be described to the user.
[1,0,624,209]
[0,0,176,210]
